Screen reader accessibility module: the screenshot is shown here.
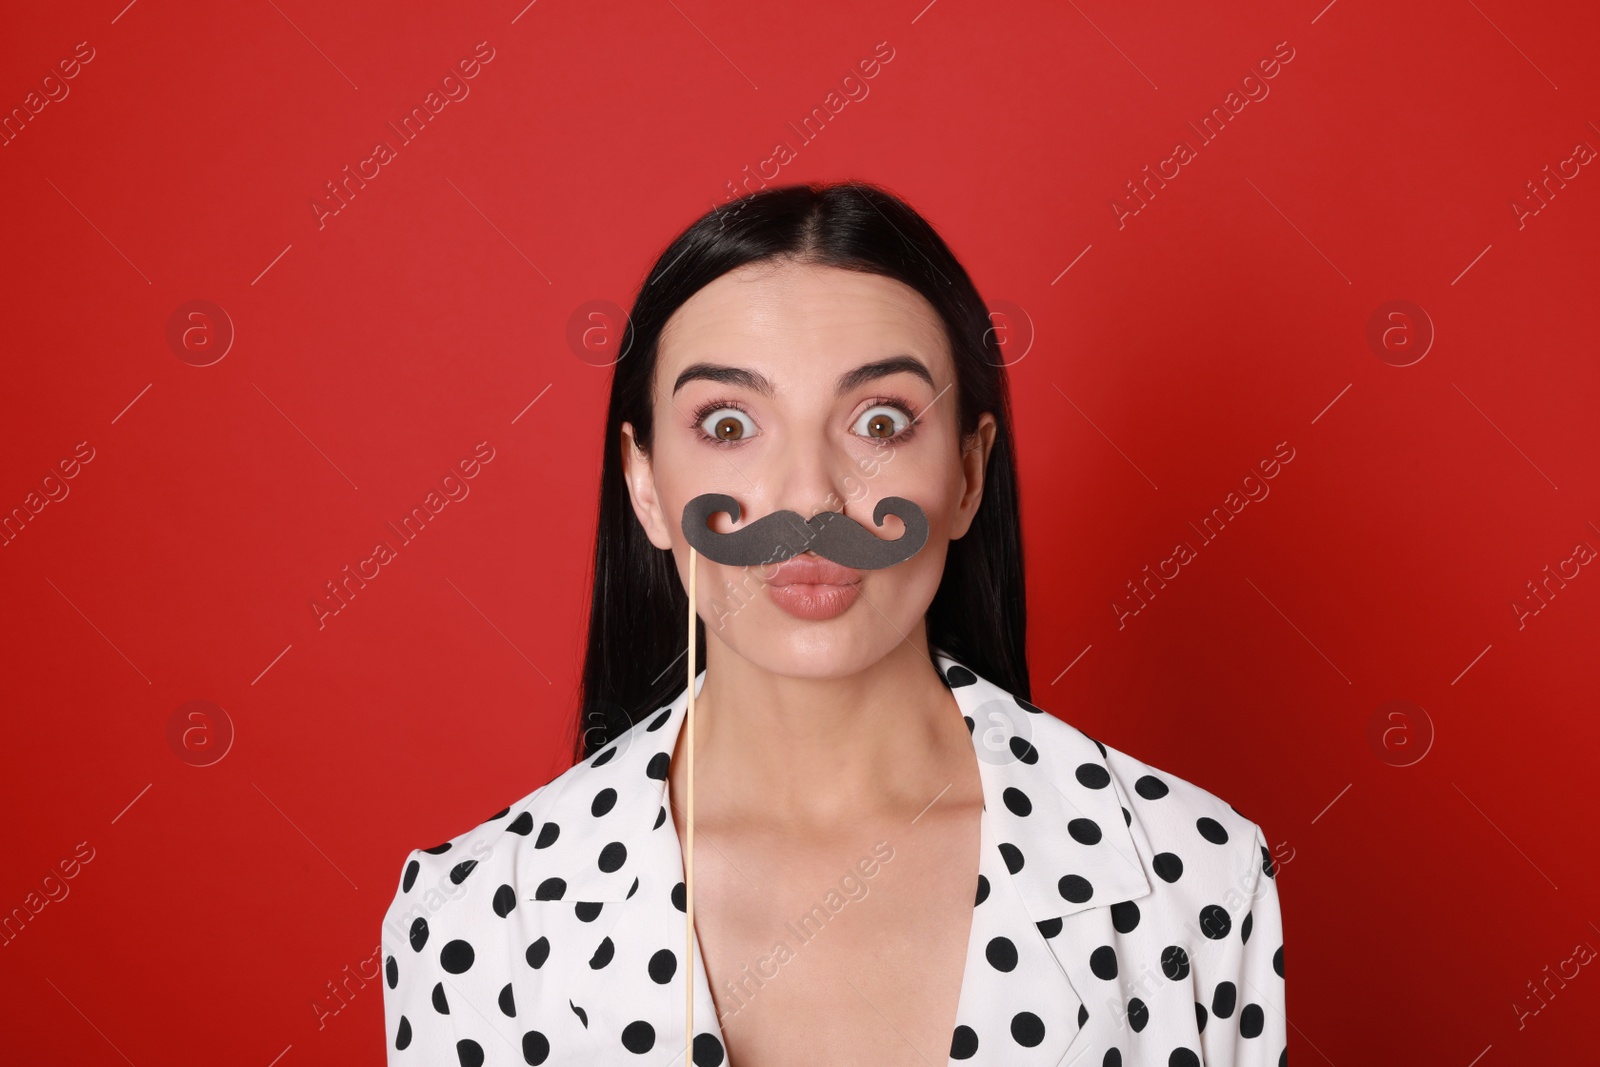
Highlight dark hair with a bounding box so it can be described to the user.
[571,180,1029,763]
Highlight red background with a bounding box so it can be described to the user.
[2,0,1597,1062]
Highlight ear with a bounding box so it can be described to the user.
[621,421,675,551]
[950,412,998,540]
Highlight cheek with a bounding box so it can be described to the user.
[874,538,950,615]
[864,476,959,541]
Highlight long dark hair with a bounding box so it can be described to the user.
[571,180,1029,763]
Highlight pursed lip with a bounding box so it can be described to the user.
[766,554,862,587]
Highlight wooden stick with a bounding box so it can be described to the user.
[685,545,696,1065]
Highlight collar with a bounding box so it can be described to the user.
[524,646,1151,922]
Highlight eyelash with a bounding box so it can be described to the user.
[688,395,922,448]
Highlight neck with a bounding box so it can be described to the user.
[669,630,977,835]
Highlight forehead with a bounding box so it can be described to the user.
[656,260,951,374]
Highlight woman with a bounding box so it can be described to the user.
[381,182,1286,1066]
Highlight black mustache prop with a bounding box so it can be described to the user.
[680,492,929,569]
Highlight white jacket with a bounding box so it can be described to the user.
[380,647,1287,1065]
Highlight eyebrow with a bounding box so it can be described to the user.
[671,354,936,398]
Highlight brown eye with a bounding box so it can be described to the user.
[699,407,757,443]
[852,404,911,440]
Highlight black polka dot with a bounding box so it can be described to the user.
[1199,904,1232,940]
[1196,817,1229,844]
[1068,818,1102,845]
[493,884,517,918]
[1212,981,1237,1018]
[1010,1011,1045,1047]
[1128,998,1149,1032]
[591,788,618,817]
[1273,944,1284,978]
[1195,1001,1207,1031]
[456,1038,484,1067]
[647,707,671,730]
[589,936,615,969]
[395,1015,411,1050]
[1003,787,1033,816]
[1161,945,1190,980]
[621,1020,656,1053]
[1036,916,1062,938]
[944,664,977,688]
[986,936,1019,971]
[598,841,627,872]
[1135,774,1169,799]
[498,982,516,1017]
[1078,1003,1089,1028]
[570,1000,587,1027]
[432,982,449,1013]
[1110,900,1141,933]
[1262,844,1277,878]
[1240,1003,1264,1038]
[1059,874,1094,903]
[534,821,559,847]
[409,917,429,952]
[590,745,618,767]
[1075,763,1110,789]
[964,714,976,733]
[385,955,398,988]
[1102,1050,1121,1067]
[440,939,475,974]
[671,881,686,912]
[507,811,534,836]
[646,751,670,780]
[1242,910,1254,944]
[423,841,452,854]
[450,860,478,884]
[402,859,420,892]
[575,901,604,922]
[1010,735,1039,764]
[975,874,990,906]
[693,1032,726,1066]
[534,877,566,900]
[951,1024,979,1059]
[525,936,549,969]
[654,807,667,829]
[1168,1049,1199,1067]
[522,1030,550,1064]
[1015,695,1044,715]
[1089,945,1118,980]
[1153,853,1184,882]
[999,842,1025,873]
[649,948,677,983]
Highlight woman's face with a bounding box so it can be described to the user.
[622,258,996,678]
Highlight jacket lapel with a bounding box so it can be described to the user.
[518,668,728,1064]
[934,646,1153,1066]
[934,647,1152,922]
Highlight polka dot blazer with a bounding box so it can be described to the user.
[381,646,1287,1065]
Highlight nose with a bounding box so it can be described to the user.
[767,429,910,542]
[768,424,861,525]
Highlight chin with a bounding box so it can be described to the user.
[709,610,910,680]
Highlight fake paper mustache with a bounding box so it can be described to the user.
[680,492,929,569]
